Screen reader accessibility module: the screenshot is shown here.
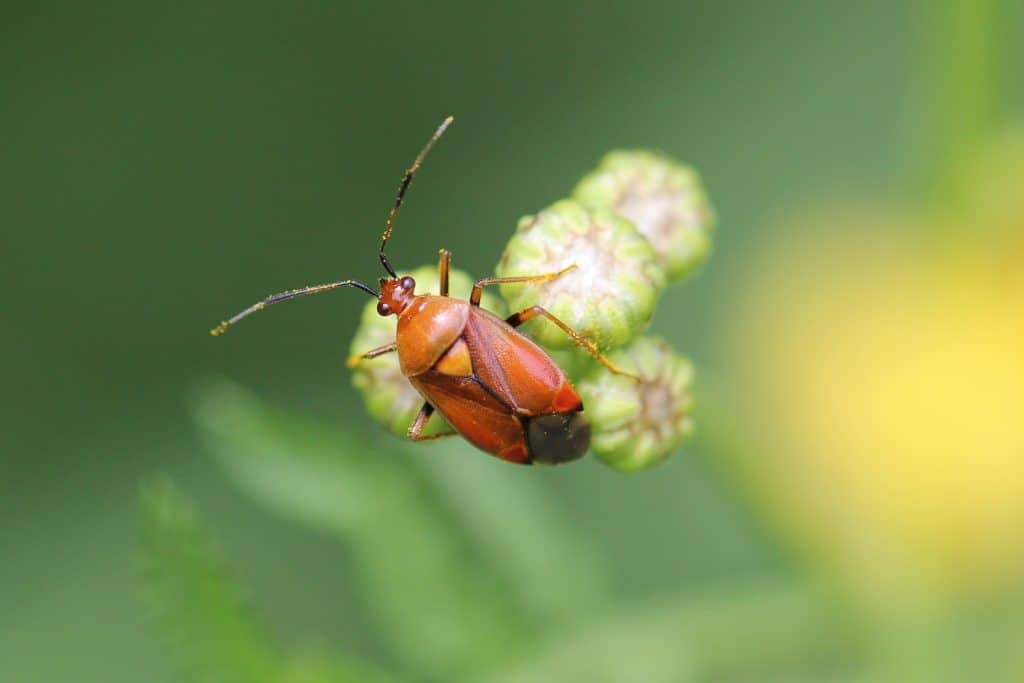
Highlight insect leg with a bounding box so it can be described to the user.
[407,402,457,441]
[469,264,577,306]
[346,341,397,368]
[437,249,452,296]
[505,306,641,381]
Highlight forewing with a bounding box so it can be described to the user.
[409,371,529,464]
[464,307,581,415]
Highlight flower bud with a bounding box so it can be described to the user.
[348,263,505,438]
[544,347,600,386]
[576,336,695,471]
[573,150,715,281]
[496,199,665,351]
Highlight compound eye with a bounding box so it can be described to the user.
[376,301,392,316]
[400,276,415,291]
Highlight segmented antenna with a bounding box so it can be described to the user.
[210,279,378,336]
[379,115,455,278]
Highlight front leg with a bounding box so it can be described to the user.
[346,341,397,368]
[408,402,457,441]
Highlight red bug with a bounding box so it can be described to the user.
[211,116,635,464]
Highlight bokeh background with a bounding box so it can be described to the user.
[3,1,1022,681]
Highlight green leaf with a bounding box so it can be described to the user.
[477,581,852,683]
[138,477,284,683]
[191,380,532,680]
[480,600,698,683]
[281,650,396,683]
[411,441,609,625]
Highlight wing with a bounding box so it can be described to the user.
[409,371,530,464]
[464,306,582,416]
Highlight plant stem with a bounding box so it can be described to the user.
[920,0,1009,211]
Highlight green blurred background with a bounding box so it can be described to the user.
[3,2,1023,681]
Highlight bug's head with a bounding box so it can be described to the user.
[376,275,416,317]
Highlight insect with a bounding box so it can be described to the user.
[210,116,635,464]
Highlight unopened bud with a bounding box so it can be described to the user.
[577,336,695,471]
[496,199,665,351]
[573,150,715,281]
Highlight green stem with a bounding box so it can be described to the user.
[921,0,1009,211]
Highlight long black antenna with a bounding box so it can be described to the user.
[379,115,454,278]
[210,279,378,336]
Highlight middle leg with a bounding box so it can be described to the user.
[470,264,577,306]
[437,248,451,296]
[408,402,457,441]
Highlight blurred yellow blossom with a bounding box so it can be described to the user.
[721,134,1024,616]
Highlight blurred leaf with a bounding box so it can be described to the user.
[921,0,1010,208]
[411,441,609,626]
[478,581,853,683]
[139,479,393,683]
[282,650,395,683]
[669,582,852,680]
[138,477,284,683]
[479,599,697,683]
[192,380,532,680]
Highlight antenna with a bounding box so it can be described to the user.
[210,279,378,336]
[378,115,454,278]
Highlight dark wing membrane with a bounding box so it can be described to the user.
[409,370,530,464]
[524,413,590,464]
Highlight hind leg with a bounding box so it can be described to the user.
[505,306,640,381]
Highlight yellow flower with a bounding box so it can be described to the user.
[721,176,1024,614]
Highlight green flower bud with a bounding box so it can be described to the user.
[573,150,715,281]
[496,199,665,351]
[544,346,600,386]
[347,263,505,438]
[577,336,695,471]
